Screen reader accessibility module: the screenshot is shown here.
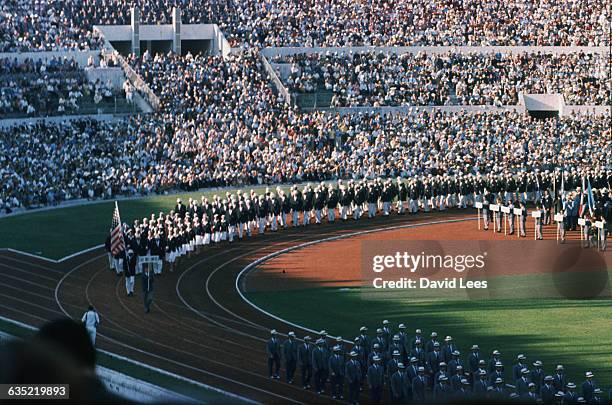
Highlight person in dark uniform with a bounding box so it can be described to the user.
[441,335,456,363]
[174,198,187,219]
[303,185,314,226]
[513,354,528,382]
[283,332,298,384]
[473,370,489,396]
[148,232,165,274]
[542,190,553,225]
[123,248,137,296]
[427,342,443,385]
[434,375,452,401]
[412,366,427,403]
[142,263,154,313]
[353,335,368,381]
[531,360,544,391]
[328,345,345,399]
[266,330,281,379]
[468,344,481,375]
[409,340,427,368]
[539,375,555,402]
[367,356,384,404]
[581,371,597,402]
[314,187,325,224]
[565,382,579,404]
[451,365,465,392]
[489,361,505,386]
[290,186,302,227]
[345,351,362,405]
[327,185,339,222]
[238,201,249,238]
[367,183,378,218]
[312,338,329,395]
[553,365,567,393]
[298,336,313,389]
[516,368,532,396]
[390,362,409,404]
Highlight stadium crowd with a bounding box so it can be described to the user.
[2,105,610,213]
[273,51,609,107]
[0,48,610,212]
[0,0,608,52]
[0,56,119,117]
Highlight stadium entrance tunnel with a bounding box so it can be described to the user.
[181,39,212,56]
[140,40,173,55]
[528,110,559,119]
[520,93,565,120]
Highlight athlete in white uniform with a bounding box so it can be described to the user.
[81,305,100,346]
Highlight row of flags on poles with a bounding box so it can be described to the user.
[557,170,596,216]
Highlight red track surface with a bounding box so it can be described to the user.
[0,209,591,404]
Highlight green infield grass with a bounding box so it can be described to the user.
[247,287,612,388]
[0,185,282,260]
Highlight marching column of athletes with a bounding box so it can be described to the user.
[104,172,610,301]
[266,324,605,404]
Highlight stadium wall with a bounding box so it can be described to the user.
[84,67,126,90]
[0,51,101,66]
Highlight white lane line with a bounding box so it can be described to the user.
[59,244,105,262]
[0,254,64,273]
[234,217,475,343]
[0,244,104,264]
[0,262,61,282]
[0,248,60,265]
[53,253,297,405]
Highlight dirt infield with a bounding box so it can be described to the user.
[246,217,603,293]
[0,208,605,404]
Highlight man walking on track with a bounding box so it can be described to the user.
[267,329,281,379]
[142,264,154,313]
[283,331,298,384]
[123,248,137,296]
[298,336,313,389]
[81,305,100,346]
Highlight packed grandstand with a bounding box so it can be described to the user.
[1,0,610,214]
[0,0,611,403]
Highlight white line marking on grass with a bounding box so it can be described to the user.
[0,244,104,264]
[235,216,475,345]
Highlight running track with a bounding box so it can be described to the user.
[0,210,578,404]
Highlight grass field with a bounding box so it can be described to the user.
[248,287,612,388]
[0,185,283,259]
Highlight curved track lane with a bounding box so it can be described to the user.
[0,212,473,403]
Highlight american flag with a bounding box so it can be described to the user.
[579,176,586,216]
[110,201,125,256]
